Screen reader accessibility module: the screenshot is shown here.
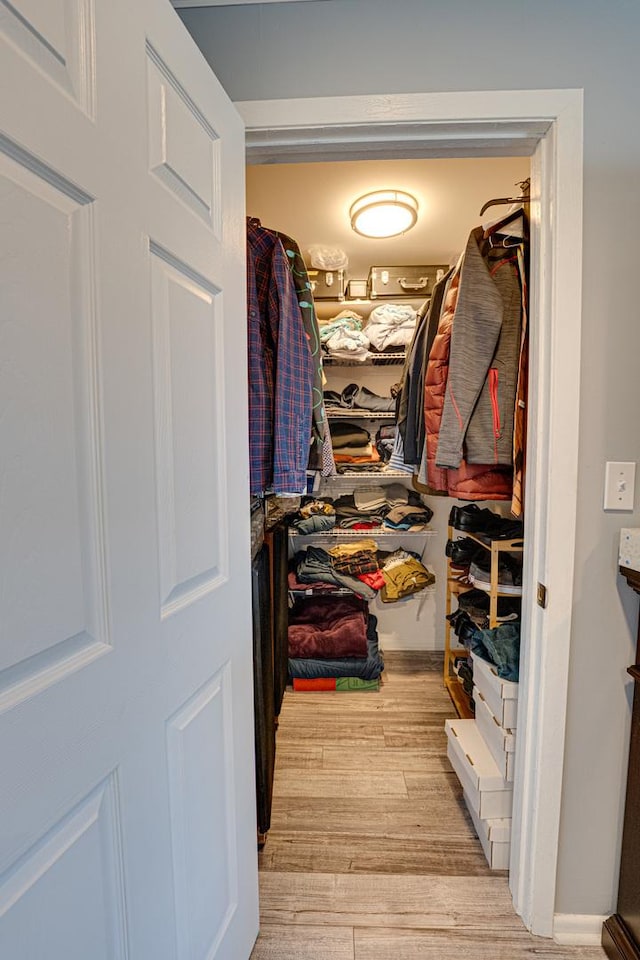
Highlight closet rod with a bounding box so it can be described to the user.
[479,178,530,217]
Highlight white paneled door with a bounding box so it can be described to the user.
[0,1,258,957]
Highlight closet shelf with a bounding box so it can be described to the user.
[447,578,477,594]
[326,408,395,420]
[451,530,524,552]
[444,676,474,720]
[323,351,406,366]
[289,526,437,539]
[467,583,523,599]
[289,587,355,599]
[329,470,410,480]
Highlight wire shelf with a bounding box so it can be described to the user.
[328,470,410,480]
[326,408,395,419]
[289,526,437,538]
[323,351,406,366]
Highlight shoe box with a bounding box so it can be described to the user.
[474,689,516,782]
[463,789,511,870]
[471,651,519,730]
[445,718,513,820]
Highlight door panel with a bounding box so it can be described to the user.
[0,151,108,702]
[0,776,128,960]
[0,2,257,957]
[166,667,238,960]
[0,0,95,115]
[146,44,221,230]
[150,245,226,616]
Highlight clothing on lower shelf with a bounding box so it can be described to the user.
[293,546,377,600]
[288,596,369,659]
[324,382,396,414]
[380,549,435,602]
[292,677,380,691]
[288,610,384,680]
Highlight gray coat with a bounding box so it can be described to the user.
[436,227,523,469]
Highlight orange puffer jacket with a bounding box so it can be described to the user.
[424,266,460,492]
[423,247,512,501]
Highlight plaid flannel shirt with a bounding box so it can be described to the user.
[247,219,313,495]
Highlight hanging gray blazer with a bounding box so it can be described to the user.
[435,227,523,469]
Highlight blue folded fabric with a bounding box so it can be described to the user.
[294,513,336,534]
[465,623,521,682]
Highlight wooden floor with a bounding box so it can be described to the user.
[250,652,607,960]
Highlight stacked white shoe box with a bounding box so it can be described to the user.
[444,652,519,870]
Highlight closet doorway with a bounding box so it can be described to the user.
[239,89,583,939]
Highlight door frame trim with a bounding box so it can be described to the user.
[238,89,584,937]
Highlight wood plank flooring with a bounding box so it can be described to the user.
[250,652,606,960]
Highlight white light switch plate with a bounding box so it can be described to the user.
[604,461,636,511]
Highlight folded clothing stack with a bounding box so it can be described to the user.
[328,539,379,575]
[288,595,384,681]
[324,382,396,414]
[292,546,377,600]
[329,421,381,467]
[291,499,336,535]
[379,549,435,602]
[354,483,408,511]
[335,489,432,530]
[292,677,380,691]
[291,540,434,603]
[375,424,396,463]
[319,311,369,361]
[365,303,418,351]
[383,504,434,531]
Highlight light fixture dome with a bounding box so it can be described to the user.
[349,189,419,239]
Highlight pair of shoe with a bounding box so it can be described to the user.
[449,504,524,541]
[446,608,481,644]
[457,588,521,620]
[445,537,482,564]
[449,503,498,531]
[468,552,523,595]
[455,660,473,685]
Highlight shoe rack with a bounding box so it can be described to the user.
[444,525,524,719]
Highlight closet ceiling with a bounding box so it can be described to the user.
[246,156,530,278]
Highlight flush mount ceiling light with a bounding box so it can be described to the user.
[349,189,419,239]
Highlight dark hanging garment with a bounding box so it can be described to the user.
[251,546,275,842]
[266,522,290,718]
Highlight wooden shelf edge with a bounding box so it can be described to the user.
[447,578,476,593]
[451,530,524,551]
[444,676,474,719]
[602,914,640,960]
[448,646,469,660]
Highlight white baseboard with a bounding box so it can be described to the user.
[553,913,608,945]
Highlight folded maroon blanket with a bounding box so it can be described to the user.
[288,596,368,659]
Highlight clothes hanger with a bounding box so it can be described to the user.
[479,178,531,219]
[487,230,523,250]
[484,207,526,240]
